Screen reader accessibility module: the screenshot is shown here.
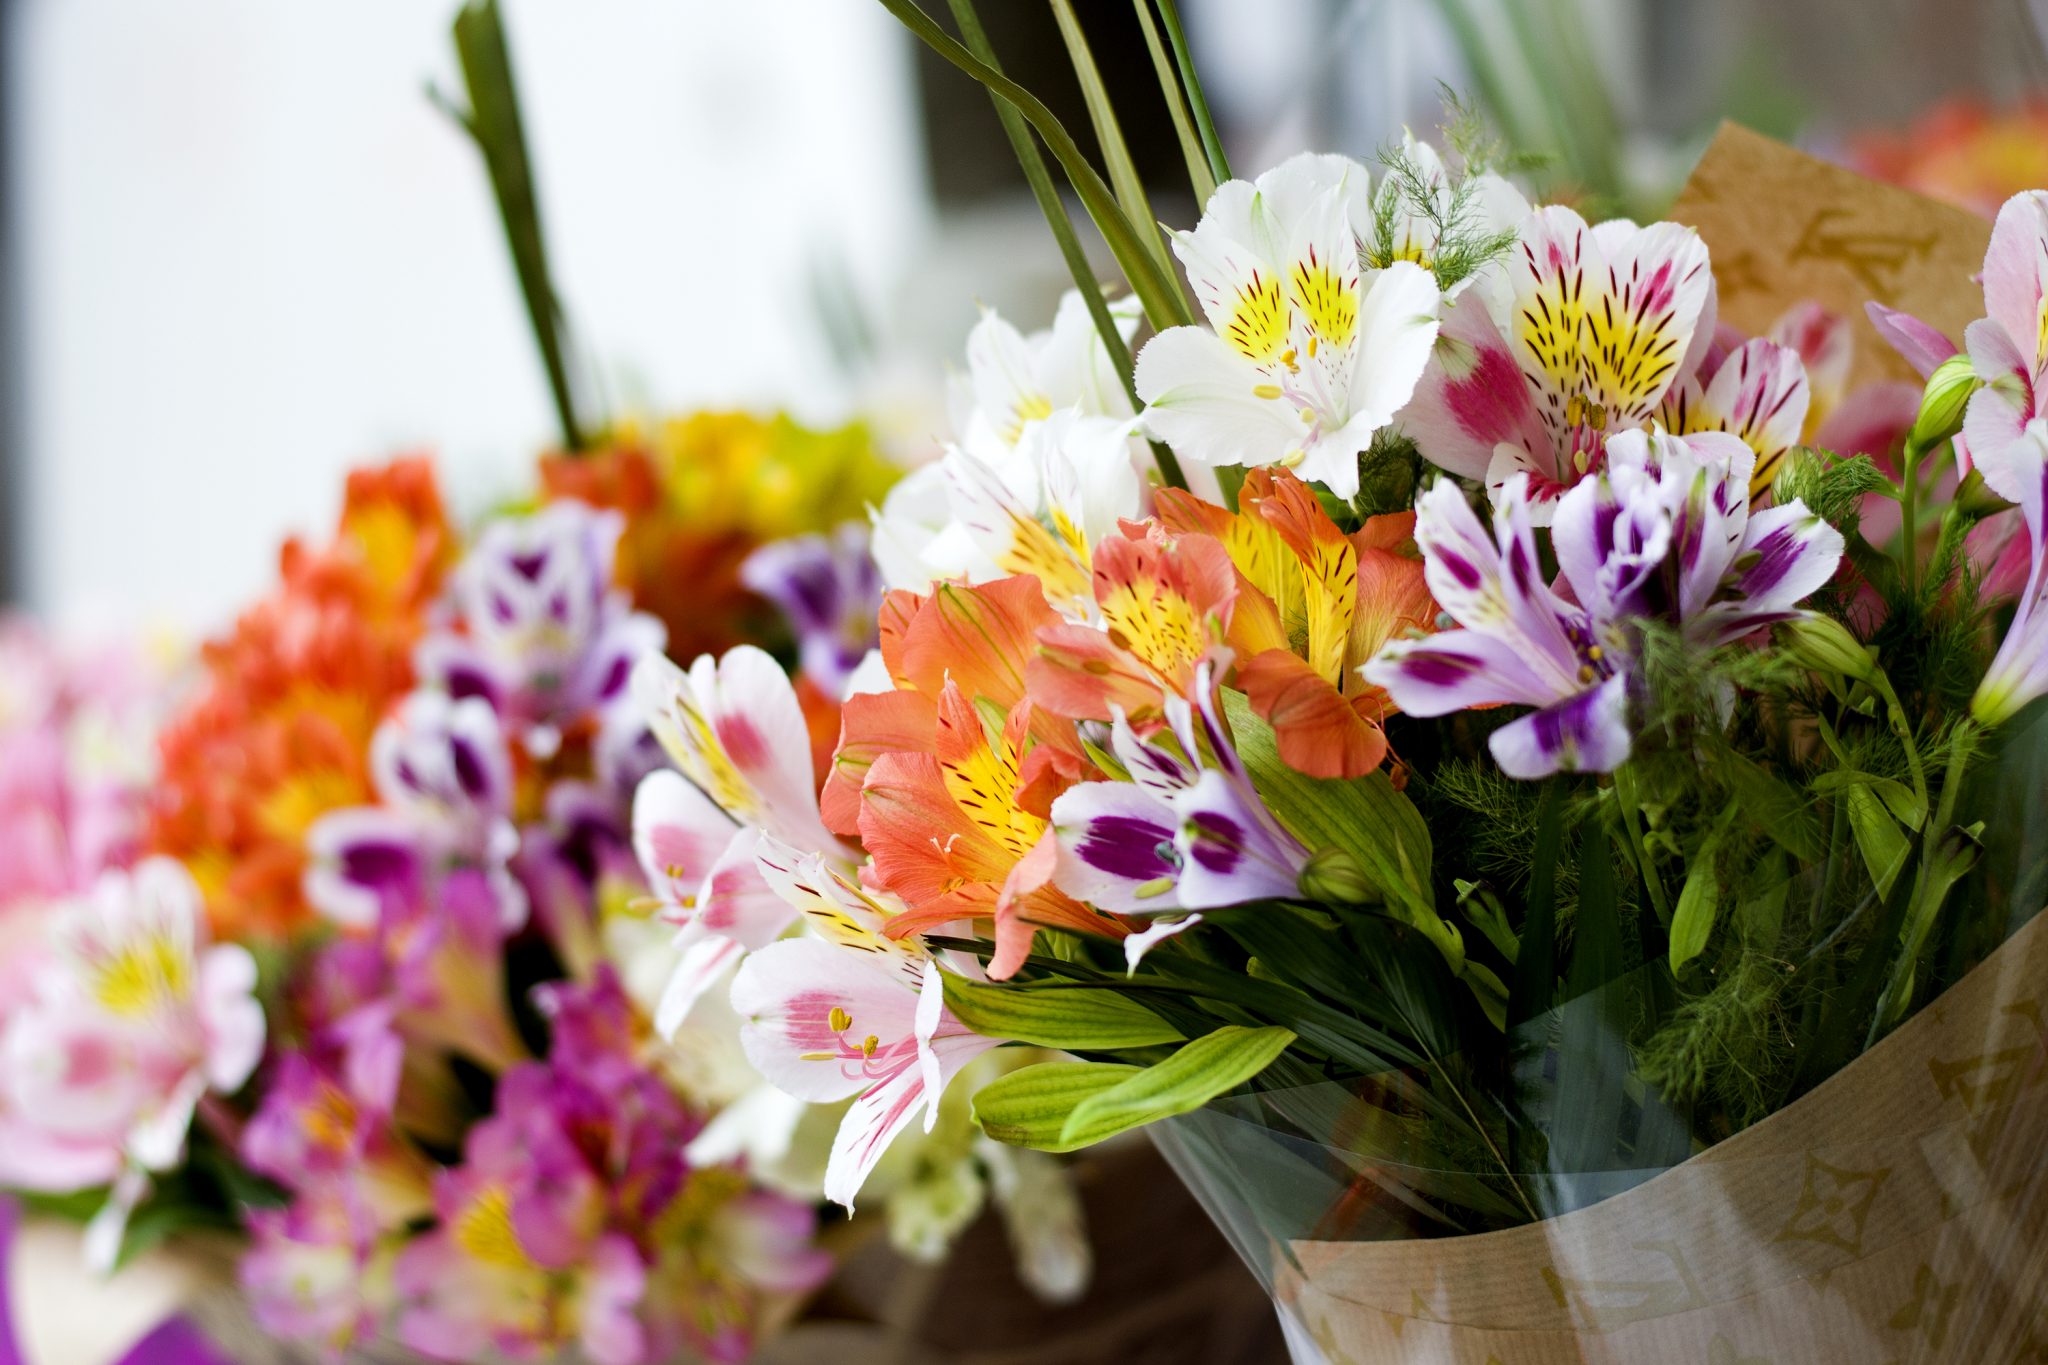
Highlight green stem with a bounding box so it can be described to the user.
[1153,0,1229,185]
[876,0,1192,330]
[1898,436,1926,603]
[941,0,1186,491]
[1612,767,1672,929]
[449,0,588,453]
[1132,0,1215,204]
[1047,0,1174,285]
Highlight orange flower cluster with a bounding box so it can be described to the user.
[149,457,455,940]
[1850,98,2048,219]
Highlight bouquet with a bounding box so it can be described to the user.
[619,4,2048,1359]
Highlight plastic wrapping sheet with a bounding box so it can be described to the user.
[1156,899,2048,1363]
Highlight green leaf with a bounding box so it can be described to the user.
[1667,803,1740,975]
[1721,750,1824,861]
[1130,0,1215,203]
[1508,782,1566,1028]
[974,1060,1142,1151]
[1843,784,1911,899]
[1219,691,1447,948]
[876,0,1193,330]
[1812,770,1926,832]
[1059,1025,1295,1147]
[941,974,1184,1050]
[1048,0,1173,284]
[1667,852,1721,976]
[447,0,588,452]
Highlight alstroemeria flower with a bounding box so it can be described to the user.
[1366,428,1843,778]
[871,292,1151,608]
[1400,207,1739,513]
[1050,668,1309,964]
[1973,420,2048,725]
[740,522,883,696]
[1961,192,2048,505]
[303,691,526,933]
[419,499,666,758]
[631,646,859,1033]
[731,842,1003,1208]
[241,1187,393,1353]
[1028,522,1239,727]
[0,858,264,1270]
[824,576,1121,977]
[1160,467,1437,778]
[1372,131,1530,289]
[1136,152,1444,499]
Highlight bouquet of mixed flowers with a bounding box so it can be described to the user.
[610,5,2048,1359]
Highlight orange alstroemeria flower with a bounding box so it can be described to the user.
[825,575,1124,978]
[1160,469,1436,779]
[1026,521,1238,728]
[150,457,454,940]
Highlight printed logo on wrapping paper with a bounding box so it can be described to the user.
[1788,208,1941,296]
[1539,1239,1706,1330]
[1774,1151,1890,1255]
[1884,1262,1962,1356]
[1926,999,2048,1169]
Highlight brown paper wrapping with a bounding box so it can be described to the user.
[1667,122,1990,393]
[1274,908,2048,1363]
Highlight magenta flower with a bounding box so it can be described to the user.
[1366,428,1843,778]
[241,1187,391,1353]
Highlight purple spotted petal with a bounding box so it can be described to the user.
[1487,673,1633,779]
[1050,782,1183,915]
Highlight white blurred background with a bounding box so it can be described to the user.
[4,0,931,631]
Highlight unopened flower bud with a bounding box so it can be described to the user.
[1298,846,1377,905]
[1779,614,1877,683]
[1908,353,1978,453]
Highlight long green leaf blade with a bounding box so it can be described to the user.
[974,1060,1143,1151]
[1048,0,1173,284]
[1058,1024,1294,1146]
[1131,0,1214,203]
[450,0,587,452]
[942,973,1184,1049]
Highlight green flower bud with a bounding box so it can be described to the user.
[1778,614,1877,683]
[1908,353,1978,453]
[1298,846,1377,905]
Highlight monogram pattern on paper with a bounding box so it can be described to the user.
[1886,1262,1962,1352]
[1710,247,1769,301]
[1774,1151,1891,1255]
[1788,208,1939,296]
[1539,1239,1706,1330]
[1927,999,2048,1168]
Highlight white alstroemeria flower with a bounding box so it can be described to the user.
[873,292,1153,618]
[1135,152,1444,499]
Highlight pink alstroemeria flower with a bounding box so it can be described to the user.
[1961,192,2048,496]
[0,858,264,1269]
[1400,208,1817,513]
[631,646,861,1034]
[729,840,1002,1208]
[1972,420,2048,726]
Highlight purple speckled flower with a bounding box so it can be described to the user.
[740,522,883,696]
[1366,427,1843,778]
[417,500,667,757]
[1050,664,1307,960]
